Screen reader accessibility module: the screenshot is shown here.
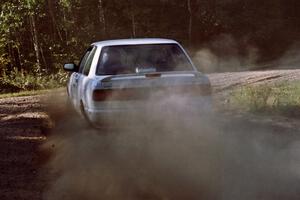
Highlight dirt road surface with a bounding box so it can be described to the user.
[0,69,300,200]
[210,69,300,92]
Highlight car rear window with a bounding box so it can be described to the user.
[96,44,194,75]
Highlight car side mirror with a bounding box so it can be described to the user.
[63,63,78,72]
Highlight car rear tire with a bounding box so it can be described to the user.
[79,101,108,131]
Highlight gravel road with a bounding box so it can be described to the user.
[0,69,299,200]
[209,69,300,92]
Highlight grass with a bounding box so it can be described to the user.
[0,89,53,99]
[231,81,300,118]
[0,68,68,95]
[0,87,66,99]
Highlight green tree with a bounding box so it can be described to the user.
[0,1,26,72]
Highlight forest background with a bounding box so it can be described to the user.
[0,0,299,92]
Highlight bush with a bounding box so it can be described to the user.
[231,82,300,117]
[0,68,68,93]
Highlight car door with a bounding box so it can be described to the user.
[76,46,97,108]
[70,47,92,108]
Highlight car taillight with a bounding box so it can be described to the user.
[92,89,146,101]
[92,90,112,101]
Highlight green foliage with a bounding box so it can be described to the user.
[0,89,53,99]
[0,68,68,93]
[231,82,300,117]
[0,2,25,36]
[0,1,26,65]
[0,0,299,93]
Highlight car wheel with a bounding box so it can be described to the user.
[79,101,107,131]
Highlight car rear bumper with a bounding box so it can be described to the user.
[85,96,212,125]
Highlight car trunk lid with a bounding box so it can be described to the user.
[93,72,211,101]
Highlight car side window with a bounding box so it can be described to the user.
[78,49,92,74]
[83,47,97,76]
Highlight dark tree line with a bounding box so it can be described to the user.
[0,0,299,75]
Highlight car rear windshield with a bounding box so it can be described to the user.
[96,44,194,75]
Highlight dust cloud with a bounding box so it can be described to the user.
[192,34,300,72]
[272,42,300,69]
[192,34,259,73]
[42,89,300,200]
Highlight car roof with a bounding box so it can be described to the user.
[92,38,179,47]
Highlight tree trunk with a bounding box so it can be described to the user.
[40,46,48,72]
[29,13,41,73]
[13,31,22,70]
[187,0,192,47]
[131,11,136,38]
[129,0,136,38]
[98,0,107,37]
[47,0,63,41]
[14,44,21,70]
[7,43,13,70]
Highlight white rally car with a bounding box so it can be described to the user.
[64,38,212,127]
